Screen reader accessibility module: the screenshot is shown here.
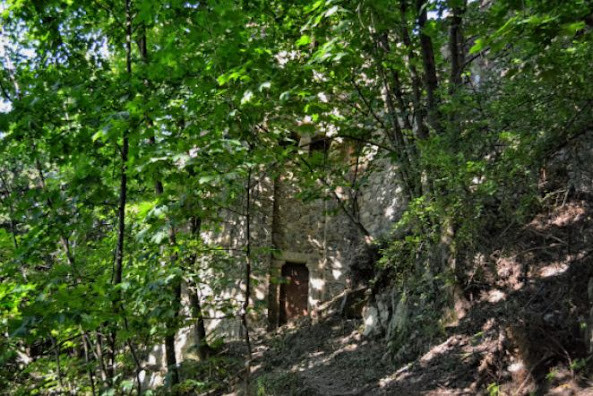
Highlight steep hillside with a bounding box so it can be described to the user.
[246,198,593,395]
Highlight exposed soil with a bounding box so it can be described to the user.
[234,199,593,395]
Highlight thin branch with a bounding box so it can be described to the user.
[462,49,489,70]
[350,77,389,132]
[0,78,12,102]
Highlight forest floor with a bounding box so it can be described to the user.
[224,199,593,396]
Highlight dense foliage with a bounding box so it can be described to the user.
[1,0,592,393]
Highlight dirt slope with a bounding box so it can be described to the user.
[246,199,593,395]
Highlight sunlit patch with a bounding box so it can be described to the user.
[309,297,319,309]
[147,344,164,366]
[255,287,265,300]
[538,262,569,278]
[332,268,343,280]
[482,318,496,332]
[384,206,395,218]
[0,101,11,113]
[419,336,460,364]
[378,363,413,388]
[529,202,586,230]
[307,235,323,249]
[139,368,164,390]
[364,310,375,328]
[310,277,325,291]
[274,50,298,68]
[483,289,506,303]
[508,361,526,373]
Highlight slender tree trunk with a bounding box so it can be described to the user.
[400,0,429,140]
[150,131,181,388]
[164,225,181,387]
[188,216,212,360]
[121,316,143,394]
[443,1,467,308]
[95,332,109,386]
[82,333,97,396]
[241,167,253,393]
[416,0,441,133]
[375,33,418,199]
[109,0,133,381]
[147,126,181,388]
[189,286,211,360]
[391,70,414,131]
[139,28,181,386]
[267,176,282,331]
[114,0,132,290]
[50,337,65,392]
[448,0,467,93]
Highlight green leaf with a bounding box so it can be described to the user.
[296,35,312,47]
[563,21,586,35]
[469,38,485,54]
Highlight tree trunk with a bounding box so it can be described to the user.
[375,32,418,199]
[109,0,133,381]
[95,332,109,386]
[443,0,468,317]
[82,333,97,396]
[448,0,467,93]
[241,167,253,393]
[164,225,181,387]
[400,0,429,140]
[51,337,65,392]
[416,0,441,133]
[188,216,213,360]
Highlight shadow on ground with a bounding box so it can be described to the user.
[249,199,593,395]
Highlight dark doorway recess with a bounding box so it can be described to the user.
[279,262,309,325]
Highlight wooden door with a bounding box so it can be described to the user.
[279,263,309,325]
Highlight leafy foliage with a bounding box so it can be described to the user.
[1,0,592,393]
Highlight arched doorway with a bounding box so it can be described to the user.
[279,262,309,325]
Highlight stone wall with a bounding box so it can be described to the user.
[197,143,406,336]
[143,141,407,385]
[199,173,276,337]
[357,158,407,237]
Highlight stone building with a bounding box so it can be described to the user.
[199,137,407,337]
[141,137,406,386]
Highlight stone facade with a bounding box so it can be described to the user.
[200,141,406,337]
[142,140,407,385]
